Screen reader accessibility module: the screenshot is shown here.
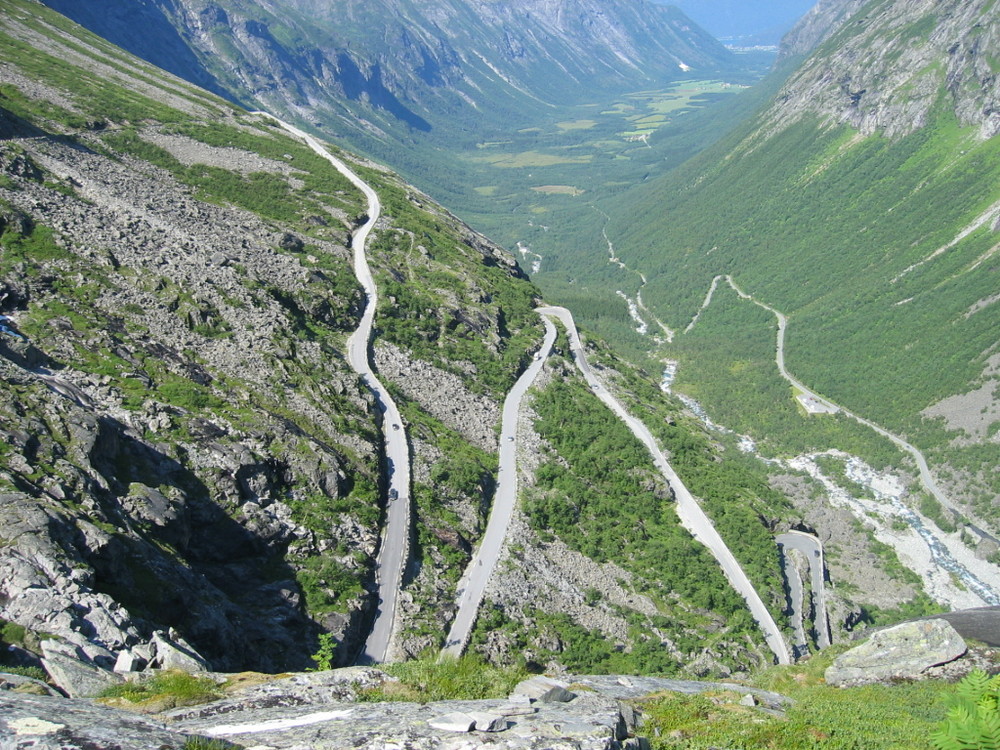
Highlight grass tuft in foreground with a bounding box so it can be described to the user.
[98,669,221,708]
[362,654,528,703]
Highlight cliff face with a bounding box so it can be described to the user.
[772,0,1000,139]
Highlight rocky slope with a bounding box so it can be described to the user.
[0,0,815,687]
[770,0,1000,138]
[0,0,544,676]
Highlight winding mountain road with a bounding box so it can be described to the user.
[255,113,411,664]
[441,315,558,658]
[720,275,976,533]
[776,531,830,656]
[539,306,792,665]
[259,117,791,665]
[691,275,999,605]
[443,304,790,664]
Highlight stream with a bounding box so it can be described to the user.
[661,365,1000,609]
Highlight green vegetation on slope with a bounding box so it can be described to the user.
[672,283,906,467]
[530,379,751,619]
[581,335,793,620]
[602,101,1000,511]
[512,358,775,673]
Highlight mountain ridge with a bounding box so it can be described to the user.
[40,0,736,142]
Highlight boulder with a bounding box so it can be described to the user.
[162,667,396,721]
[427,711,475,732]
[469,711,509,732]
[825,619,967,687]
[151,631,210,672]
[39,643,123,698]
[113,650,146,674]
[278,232,305,252]
[511,675,577,703]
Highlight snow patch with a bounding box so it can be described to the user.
[205,710,355,736]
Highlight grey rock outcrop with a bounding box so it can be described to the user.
[777,0,870,62]
[0,666,803,749]
[825,618,968,687]
[172,691,642,749]
[0,691,195,750]
[162,668,672,748]
[564,675,792,714]
[163,667,396,720]
[768,0,1000,140]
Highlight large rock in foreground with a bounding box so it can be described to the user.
[0,692,192,749]
[825,619,967,687]
[0,667,804,749]
[172,693,640,749]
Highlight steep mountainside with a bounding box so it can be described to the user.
[606,0,1000,527]
[776,0,870,61]
[769,0,1000,138]
[39,0,734,163]
[0,0,842,683]
[0,0,541,674]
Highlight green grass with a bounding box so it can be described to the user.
[364,655,528,702]
[0,665,47,681]
[641,680,948,749]
[641,648,950,749]
[293,554,365,614]
[98,670,221,706]
[181,738,242,750]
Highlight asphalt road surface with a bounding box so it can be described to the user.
[777,531,831,654]
[724,275,977,536]
[538,305,792,665]
[441,315,558,658]
[256,113,411,664]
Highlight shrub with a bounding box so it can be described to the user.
[310,633,338,671]
[181,738,242,750]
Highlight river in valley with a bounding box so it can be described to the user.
[660,363,1000,611]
